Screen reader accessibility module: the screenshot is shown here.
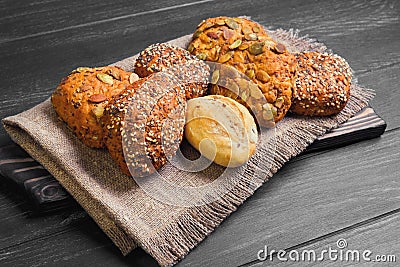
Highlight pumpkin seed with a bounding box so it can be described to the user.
[218,51,233,63]
[271,106,278,117]
[211,70,220,84]
[274,43,286,54]
[96,73,113,85]
[242,27,253,35]
[275,97,284,108]
[71,67,91,74]
[262,109,274,121]
[92,105,105,120]
[241,92,248,101]
[203,21,214,29]
[107,69,121,80]
[223,28,234,40]
[262,103,271,111]
[230,81,240,95]
[222,65,238,79]
[249,83,263,99]
[187,43,195,53]
[248,42,264,55]
[208,47,219,61]
[236,78,249,90]
[229,39,242,49]
[238,43,249,50]
[245,69,255,79]
[216,19,226,26]
[196,53,208,60]
[256,70,270,83]
[264,40,276,50]
[225,18,239,30]
[193,29,203,38]
[129,73,139,84]
[245,33,258,41]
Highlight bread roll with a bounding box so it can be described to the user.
[291,52,352,116]
[134,43,210,99]
[185,95,258,167]
[51,66,136,148]
[188,16,297,126]
[102,73,186,177]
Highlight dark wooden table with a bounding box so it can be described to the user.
[1,0,399,266]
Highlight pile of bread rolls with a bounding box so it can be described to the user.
[51,16,352,177]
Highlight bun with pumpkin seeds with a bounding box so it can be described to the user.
[102,73,186,177]
[51,66,137,148]
[188,16,297,127]
[291,52,352,116]
[134,42,210,99]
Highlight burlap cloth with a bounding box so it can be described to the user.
[2,29,373,266]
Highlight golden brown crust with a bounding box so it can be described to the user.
[102,74,186,177]
[185,95,258,167]
[291,52,352,116]
[51,66,134,148]
[134,43,210,99]
[188,16,297,126]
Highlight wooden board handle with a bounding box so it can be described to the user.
[0,107,386,212]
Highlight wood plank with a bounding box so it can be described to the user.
[1,118,396,267]
[177,129,400,266]
[0,0,208,42]
[0,213,158,267]
[308,107,386,152]
[263,210,400,266]
[358,65,400,131]
[0,176,86,251]
[0,0,398,266]
[0,0,399,138]
[0,144,77,211]
[255,0,400,75]
[0,107,386,210]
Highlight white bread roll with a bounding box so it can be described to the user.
[185,95,258,167]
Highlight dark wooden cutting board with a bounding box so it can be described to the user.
[0,107,386,213]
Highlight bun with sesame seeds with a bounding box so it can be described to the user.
[51,66,137,148]
[187,16,297,127]
[291,52,352,116]
[134,42,210,99]
[102,73,186,177]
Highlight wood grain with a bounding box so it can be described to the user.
[0,212,158,267]
[0,0,204,42]
[177,129,400,266]
[0,107,385,210]
[308,107,386,152]
[0,0,399,136]
[264,210,400,266]
[359,65,400,131]
[0,0,398,266]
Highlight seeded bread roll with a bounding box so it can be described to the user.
[134,43,210,99]
[102,73,186,177]
[291,52,352,116]
[188,16,297,127]
[51,66,138,148]
[185,95,258,168]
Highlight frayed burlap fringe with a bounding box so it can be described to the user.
[140,86,373,267]
[2,28,374,267]
[112,30,374,266]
